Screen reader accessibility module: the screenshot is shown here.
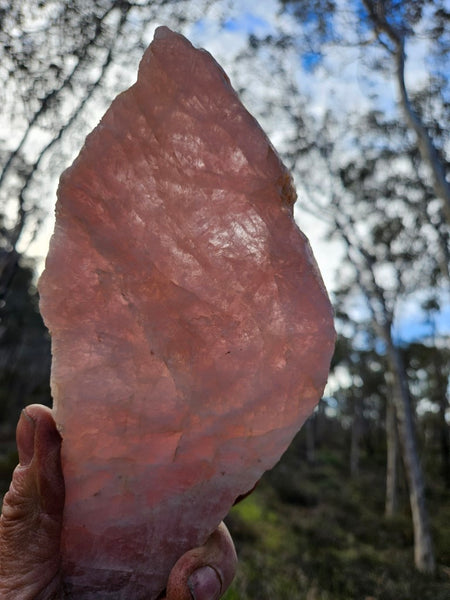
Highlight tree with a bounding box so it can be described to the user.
[279,0,450,230]
[270,0,448,573]
[312,119,438,571]
[361,0,450,224]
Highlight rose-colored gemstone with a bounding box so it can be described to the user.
[39,26,335,600]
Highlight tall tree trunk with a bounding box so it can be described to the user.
[385,335,435,573]
[385,398,399,516]
[350,396,363,478]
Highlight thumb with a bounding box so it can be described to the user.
[0,405,64,599]
[166,522,237,600]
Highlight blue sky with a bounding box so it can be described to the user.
[393,298,450,345]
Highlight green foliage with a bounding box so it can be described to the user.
[223,424,450,600]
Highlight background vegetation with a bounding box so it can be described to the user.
[1,1,449,597]
[223,413,450,599]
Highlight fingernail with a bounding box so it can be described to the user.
[188,566,222,600]
[17,409,36,466]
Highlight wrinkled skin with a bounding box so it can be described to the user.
[0,405,237,600]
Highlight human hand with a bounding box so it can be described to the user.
[0,404,237,600]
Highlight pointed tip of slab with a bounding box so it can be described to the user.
[154,25,176,40]
[152,25,196,52]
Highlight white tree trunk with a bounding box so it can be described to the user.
[386,338,435,573]
[385,398,399,517]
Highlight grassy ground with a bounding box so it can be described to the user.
[223,431,450,600]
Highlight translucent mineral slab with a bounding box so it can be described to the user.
[38,26,335,600]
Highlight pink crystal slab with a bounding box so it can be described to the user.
[38,26,335,600]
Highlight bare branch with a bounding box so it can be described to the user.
[0,3,118,190]
[12,5,132,254]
